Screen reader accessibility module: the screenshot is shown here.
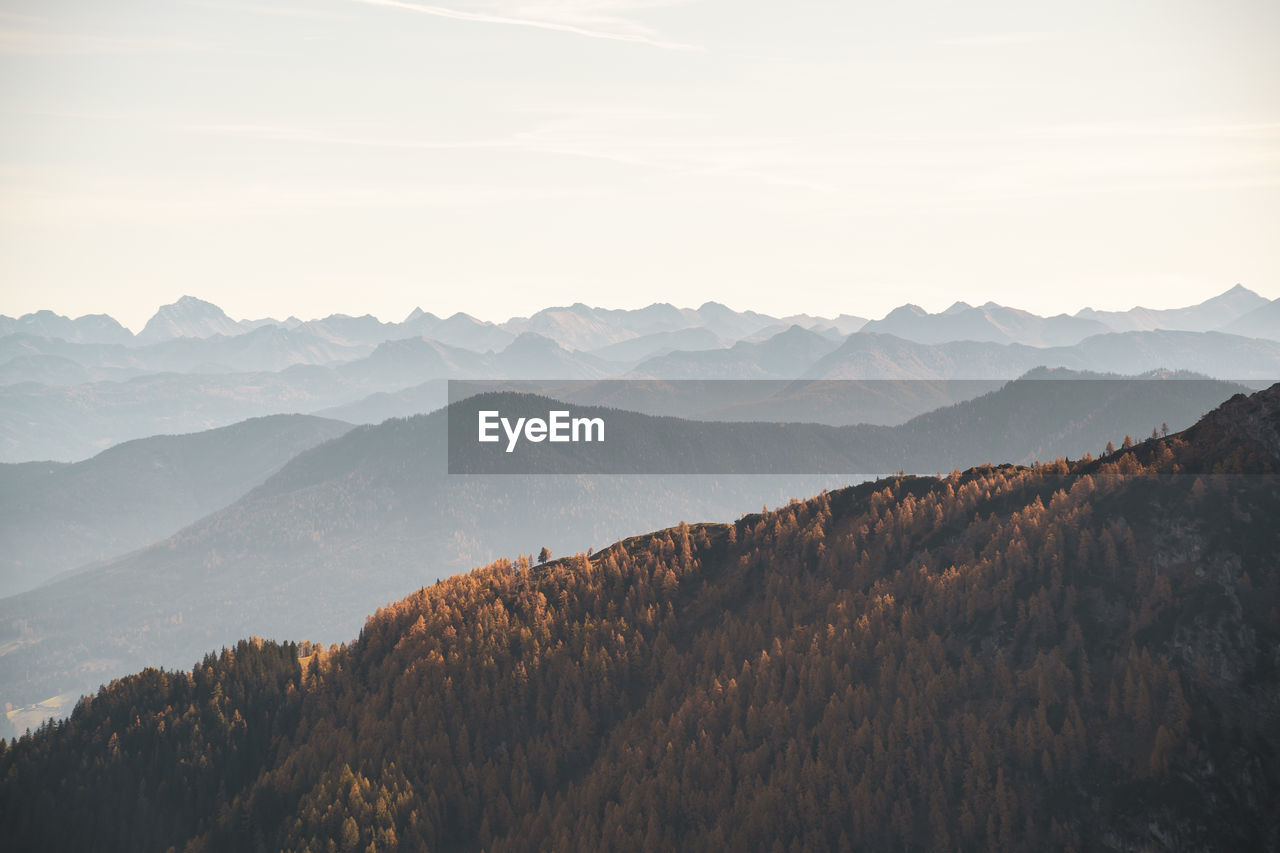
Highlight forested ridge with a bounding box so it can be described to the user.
[2,387,1279,852]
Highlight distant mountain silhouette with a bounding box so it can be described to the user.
[5,287,1270,357]
[0,311,133,345]
[136,295,244,344]
[289,313,399,348]
[633,325,841,378]
[807,329,1280,379]
[0,332,618,461]
[0,325,368,382]
[0,368,363,462]
[504,304,645,351]
[0,414,352,597]
[0,374,1246,720]
[1218,297,1280,340]
[2,385,1276,851]
[1075,283,1267,332]
[491,332,615,378]
[861,302,1111,346]
[587,327,726,365]
[3,291,1278,461]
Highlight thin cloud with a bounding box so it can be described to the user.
[350,0,702,50]
[0,27,202,55]
[184,119,827,190]
[179,0,350,21]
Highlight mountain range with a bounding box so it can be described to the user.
[1,288,1275,462]
[1,382,1276,850]
[0,414,352,598]
[0,373,1249,731]
[4,285,1273,354]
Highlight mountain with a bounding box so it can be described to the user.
[135,325,371,373]
[854,287,1271,346]
[595,301,704,336]
[0,331,622,462]
[0,406,844,727]
[136,295,243,344]
[0,415,352,597]
[780,312,868,335]
[398,305,439,327]
[1075,283,1268,332]
[314,379,451,424]
[1218,297,1280,340]
[587,327,726,366]
[0,375,1247,723]
[862,302,1111,346]
[633,325,841,378]
[0,327,370,386]
[503,304,642,351]
[500,303,842,353]
[426,312,517,352]
[333,337,489,386]
[739,322,846,344]
[447,376,1244,475]
[808,330,1280,379]
[292,313,400,348]
[0,311,133,345]
[539,378,998,427]
[0,336,144,384]
[6,324,1276,463]
[0,366,367,463]
[0,353,92,386]
[1,385,1276,851]
[491,332,616,378]
[687,300,782,340]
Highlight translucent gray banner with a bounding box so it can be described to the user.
[446,378,1271,475]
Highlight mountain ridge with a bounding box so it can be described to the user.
[6,284,1270,353]
[0,375,1251,721]
[0,382,1276,851]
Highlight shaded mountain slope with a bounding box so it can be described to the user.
[587,327,726,365]
[0,368,362,463]
[0,333,614,463]
[633,325,840,379]
[861,302,1111,346]
[0,311,133,346]
[1,386,1277,851]
[1075,284,1268,332]
[0,415,353,597]
[0,376,1248,728]
[0,327,370,385]
[137,296,244,344]
[808,330,1280,380]
[1220,297,1280,341]
[0,413,845,722]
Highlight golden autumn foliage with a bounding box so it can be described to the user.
[2,388,1278,852]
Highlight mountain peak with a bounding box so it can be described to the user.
[882,303,928,320]
[1205,283,1263,305]
[695,301,732,316]
[137,296,240,344]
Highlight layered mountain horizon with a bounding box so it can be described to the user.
[0,371,1259,734]
[1,380,1276,851]
[2,287,1277,464]
[4,284,1275,349]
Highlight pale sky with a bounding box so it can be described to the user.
[1,0,1278,331]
